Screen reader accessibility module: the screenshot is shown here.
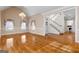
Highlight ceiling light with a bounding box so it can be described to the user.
[19,12,26,19]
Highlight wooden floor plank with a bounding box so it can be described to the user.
[0,32,79,53]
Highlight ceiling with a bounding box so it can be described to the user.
[0,6,10,10]
[0,6,62,16]
[0,6,75,19]
[17,6,62,16]
[64,9,75,20]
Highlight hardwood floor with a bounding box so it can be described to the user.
[0,32,79,53]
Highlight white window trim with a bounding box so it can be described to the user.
[5,20,14,31]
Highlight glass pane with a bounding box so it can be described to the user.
[31,21,36,31]
[67,20,73,25]
[21,22,26,30]
[5,21,14,31]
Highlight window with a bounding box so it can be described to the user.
[67,20,73,25]
[5,20,14,31]
[21,22,26,30]
[31,20,36,31]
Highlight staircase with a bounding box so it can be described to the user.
[46,12,65,35]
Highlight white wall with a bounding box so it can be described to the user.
[75,7,79,43]
[0,11,1,36]
[29,14,45,36]
[72,19,75,32]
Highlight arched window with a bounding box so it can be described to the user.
[21,21,26,30]
[5,20,14,31]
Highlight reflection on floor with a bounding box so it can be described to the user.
[0,32,79,53]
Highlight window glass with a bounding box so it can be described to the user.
[67,20,73,25]
[21,22,26,30]
[31,21,36,31]
[5,21,14,31]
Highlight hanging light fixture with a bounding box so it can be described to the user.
[19,12,26,20]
